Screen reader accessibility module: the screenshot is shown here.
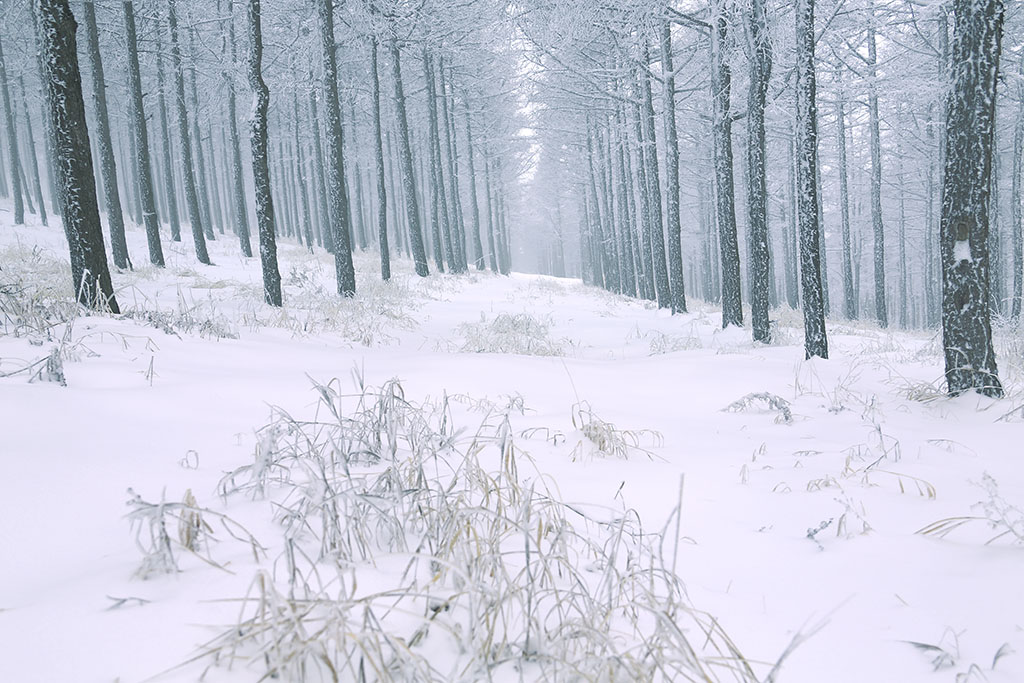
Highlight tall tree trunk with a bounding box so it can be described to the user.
[835,68,856,319]
[18,76,47,227]
[206,123,224,235]
[940,0,1004,397]
[463,96,485,270]
[83,0,130,269]
[371,39,390,281]
[746,0,772,341]
[661,21,686,313]
[37,0,119,312]
[1011,52,1023,322]
[292,83,314,252]
[28,4,61,217]
[156,22,181,241]
[123,1,164,266]
[639,48,671,308]
[309,86,331,252]
[867,17,887,327]
[482,148,499,272]
[188,29,214,241]
[167,0,210,264]
[632,101,656,301]
[224,0,252,256]
[712,7,742,327]
[317,0,356,295]
[245,0,281,305]
[423,51,454,272]
[795,0,828,358]
[0,30,24,224]
[389,37,428,276]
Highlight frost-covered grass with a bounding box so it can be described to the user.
[2,217,1023,683]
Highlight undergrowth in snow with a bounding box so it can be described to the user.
[2,221,1024,683]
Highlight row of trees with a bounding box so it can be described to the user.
[519,0,1011,395]
[0,0,525,307]
[5,0,1013,397]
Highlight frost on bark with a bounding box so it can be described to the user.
[155,29,180,242]
[661,21,686,313]
[712,7,742,328]
[371,39,390,281]
[36,0,119,313]
[18,76,48,227]
[167,0,209,263]
[1012,52,1023,322]
[123,1,164,267]
[0,30,24,224]
[84,0,129,270]
[463,95,485,270]
[224,0,252,257]
[246,0,281,306]
[867,17,887,327]
[795,0,828,359]
[389,36,429,276]
[940,0,1004,397]
[834,67,856,319]
[638,47,670,308]
[317,0,356,295]
[423,51,455,272]
[746,0,771,342]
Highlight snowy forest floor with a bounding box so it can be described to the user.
[1,214,1023,683]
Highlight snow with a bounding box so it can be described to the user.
[1,214,1023,682]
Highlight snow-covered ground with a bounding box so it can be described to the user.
[1,215,1022,682]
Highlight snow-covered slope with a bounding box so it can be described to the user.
[1,218,1022,682]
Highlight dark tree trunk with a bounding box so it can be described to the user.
[940,0,1004,397]
[371,39,390,281]
[36,0,119,313]
[660,22,686,313]
[83,0,130,269]
[423,51,454,272]
[245,0,281,305]
[28,4,61,217]
[317,0,356,295]
[746,0,771,341]
[712,8,742,328]
[292,84,314,252]
[389,37,428,276]
[123,1,164,267]
[631,101,656,301]
[795,0,828,358]
[0,30,24,224]
[188,29,214,241]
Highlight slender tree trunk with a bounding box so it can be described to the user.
[156,23,181,241]
[940,0,1004,397]
[712,8,742,327]
[463,96,485,270]
[389,37,428,276]
[867,18,887,327]
[309,86,331,252]
[1011,53,1023,322]
[317,0,356,295]
[37,0,119,312]
[83,0,130,269]
[632,101,656,301]
[18,77,47,227]
[482,149,499,272]
[835,69,856,319]
[224,0,252,256]
[370,39,390,281]
[639,49,671,308]
[28,4,60,217]
[795,0,828,358]
[167,0,209,264]
[0,30,24,224]
[423,51,454,272]
[123,1,164,266]
[206,123,224,235]
[746,0,771,341]
[661,21,686,313]
[245,0,281,305]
